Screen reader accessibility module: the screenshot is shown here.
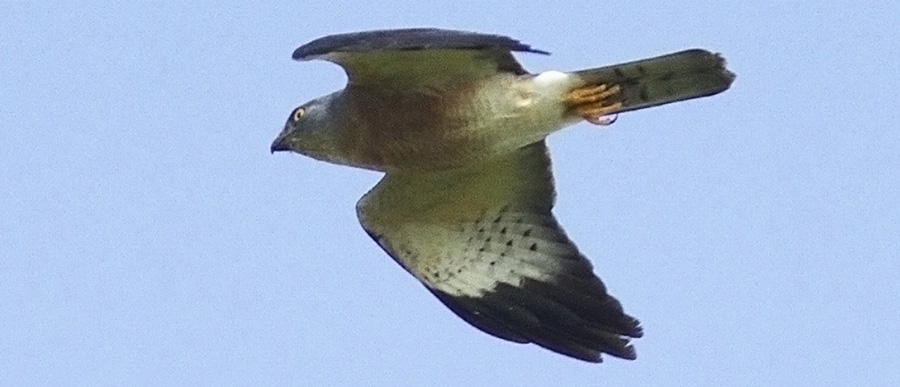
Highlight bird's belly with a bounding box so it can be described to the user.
[465,74,578,154]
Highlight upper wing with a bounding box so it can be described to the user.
[356,141,642,362]
[292,28,549,88]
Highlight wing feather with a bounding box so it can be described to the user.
[292,28,549,88]
[293,28,549,59]
[356,141,642,362]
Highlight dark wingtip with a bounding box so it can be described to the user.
[518,43,550,56]
[429,278,642,363]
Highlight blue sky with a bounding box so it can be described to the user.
[2,2,898,386]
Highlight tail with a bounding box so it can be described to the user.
[574,49,735,113]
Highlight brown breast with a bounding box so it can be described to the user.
[338,84,489,171]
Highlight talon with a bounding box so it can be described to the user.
[565,83,624,126]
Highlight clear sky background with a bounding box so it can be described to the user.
[2,2,898,386]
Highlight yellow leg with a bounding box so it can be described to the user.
[565,84,624,125]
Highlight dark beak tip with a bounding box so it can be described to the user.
[270,137,288,154]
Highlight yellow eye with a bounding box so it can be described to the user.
[292,107,305,122]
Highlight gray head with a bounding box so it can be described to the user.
[270,93,344,163]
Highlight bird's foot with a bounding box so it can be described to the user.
[565,84,623,125]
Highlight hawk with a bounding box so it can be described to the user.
[271,28,734,362]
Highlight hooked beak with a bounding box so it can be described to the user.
[270,133,290,154]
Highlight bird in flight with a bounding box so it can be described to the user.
[271,28,734,363]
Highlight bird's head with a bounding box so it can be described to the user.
[270,94,343,161]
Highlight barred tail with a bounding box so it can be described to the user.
[574,49,735,113]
